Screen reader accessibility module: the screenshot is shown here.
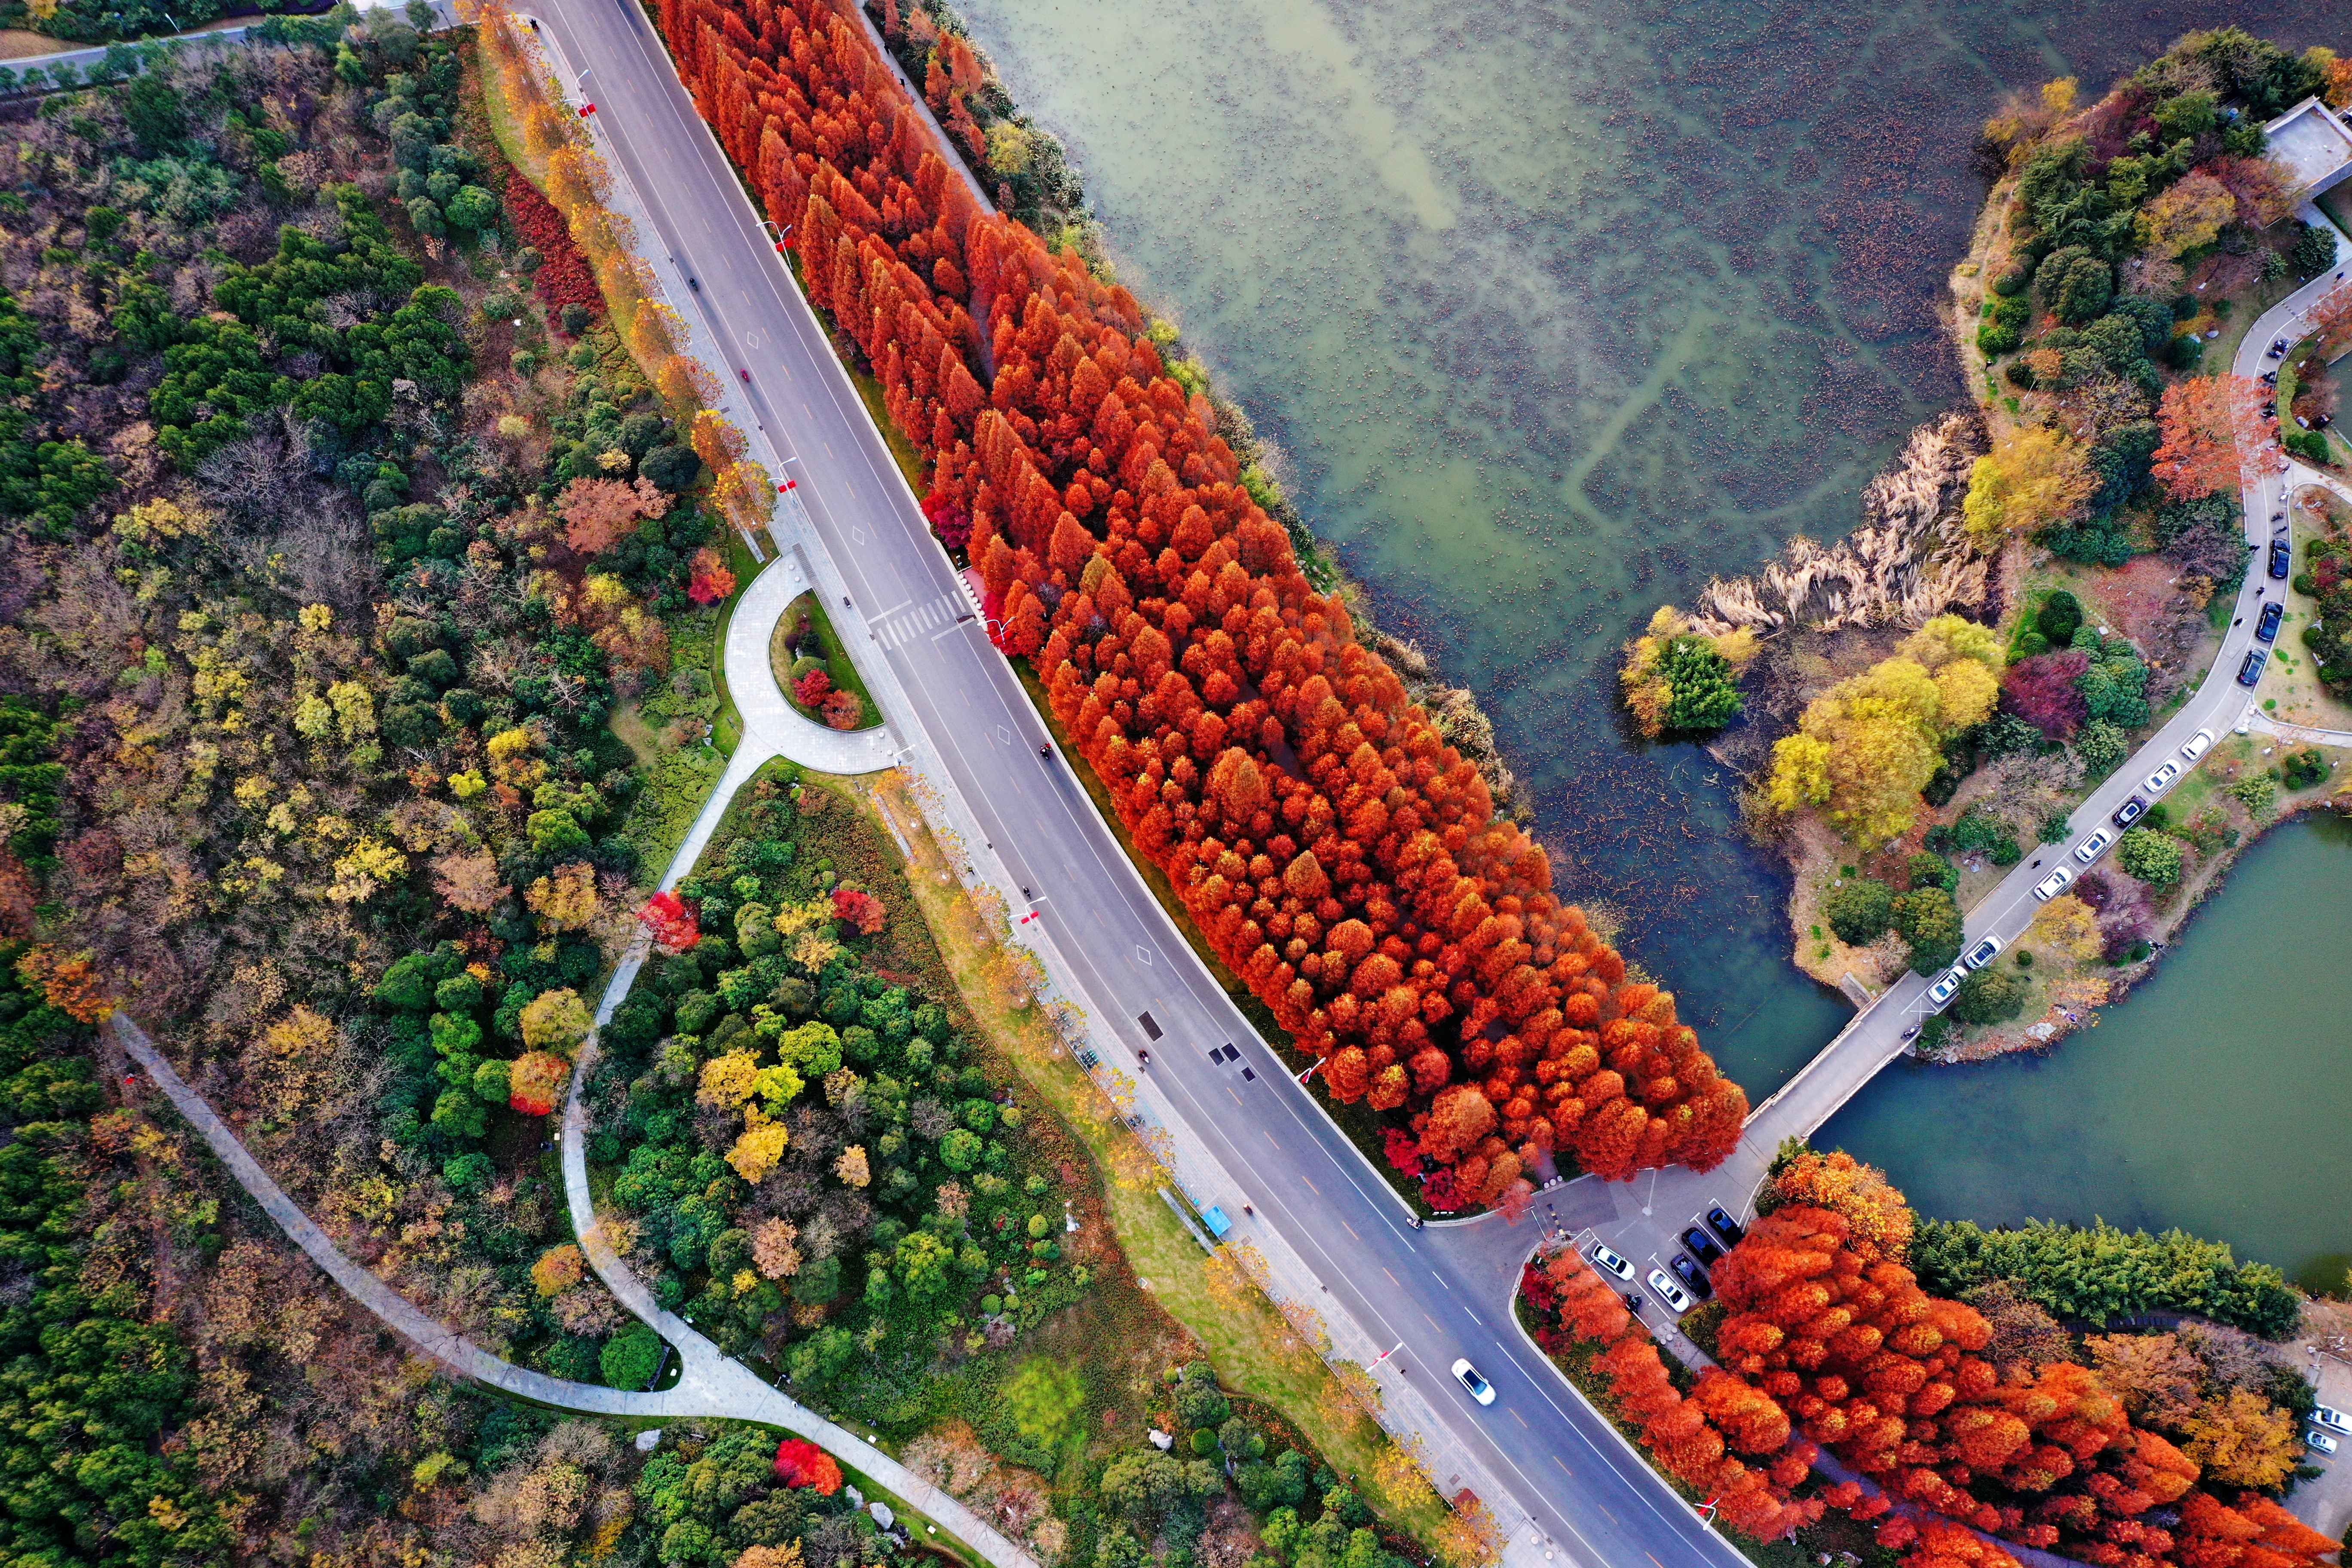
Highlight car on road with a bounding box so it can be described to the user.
[1962,935,2004,971]
[2143,760,2182,795]
[2111,795,2149,829]
[2309,1429,2339,1457]
[687,276,701,292]
[1680,1227,1724,1266]
[1670,1254,1714,1300]
[738,368,751,383]
[2257,602,2283,643]
[1451,1359,1496,1406]
[2073,827,2114,865]
[1924,966,1966,1011]
[2180,728,2214,761]
[2034,865,2075,902]
[1705,1206,1745,1246]
[2239,649,2268,687]
[1647,1268,1694,1315]
[2269,337,2290,357]
[2271,539,2292,579]
[2315,1405,2349,1434]
[1589,1241,1634,1281]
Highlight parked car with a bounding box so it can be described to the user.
[2111,795,2148,829]
[1705,1206,1745,1246]
[2257,602,2283,643]
[1452,1359,1496,1406]
[2180,728,2214,761]
[1680,1227,1724,1266]
[1962,935,2004,971]
[2239,649,2268,688]
[2309,1429,2339,1457]
[2034,865,2075,902]
[1647,1268,1694,1315]
[2143,760,2182,795]
[2073,827,2113,864]
[1670,1254,1714,1300]
[1589,1241,1634,1281]
[2271,539,2292,579]
[2315,1406,2349,1434]
[1924,967,1966,1011]
[2269,337,2290,357]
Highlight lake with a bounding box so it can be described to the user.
[943,0,2347,1267]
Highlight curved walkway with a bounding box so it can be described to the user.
[115,1018,1040,1567]
[109,566,1038,1568]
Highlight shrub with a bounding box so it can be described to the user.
[1893,885,1963,974]
[2035,589,2082,643]
[601,1321,665,1388]
[1949,965,2030,1025]
[2116,826,2184,885]
[1820,878,1895,945]
[2003,650,2091,739]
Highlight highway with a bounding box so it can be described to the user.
[524,2,2351,1559]
[526,1,1756,1563]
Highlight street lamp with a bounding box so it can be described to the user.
[573,67,596,117]
[760,219,794,255]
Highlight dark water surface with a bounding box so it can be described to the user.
[946,0,2346,1262]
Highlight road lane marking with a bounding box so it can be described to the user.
[1382,1268,1400,1285]
[1227,1087,1242,1107]
[1341,1219,1358,1240]
[1512,1409,1528,1428]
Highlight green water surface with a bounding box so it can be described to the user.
[946,0,2347,1265]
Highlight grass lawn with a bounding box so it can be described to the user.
[706,531,765,754]
[859,772,1454,1552]
[772,590,884,729]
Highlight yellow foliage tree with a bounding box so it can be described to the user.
[2138,170,2237,258]
[1899,612,2003,671]
[519,989,592,1056]
[698,1050,760,1109]
[727,1121,790,1185]
[1932,658,2000,733]
[834,1145,871,1188]
[1961,424,2097,544]
[524,861,601,931]
[2030,894,2103,961]
[2180,1388,2302,1489]
[1763,734,1832,814]
[530,1244,585,1296]
[690,409,749,474]
[1766,1149,1914,1263]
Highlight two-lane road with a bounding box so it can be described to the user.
[530,3,1750,1563]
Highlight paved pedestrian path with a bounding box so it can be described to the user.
[113,1008,1041,1568]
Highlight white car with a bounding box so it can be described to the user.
[1961,935,2004,971]
[2143,760,2182,795]
[1589,1241,1634,1282]
[2180,729,2213,762]
[2034,865,2075,902]
[2315,1405,2349,1434]
[2073,827,2114,865]
[1452,1358,1496,1406]
[2309,1429,2339,1457]
[1924,967,1966,1011]
[1647,1268,1694,1315]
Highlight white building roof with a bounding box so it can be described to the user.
[2262,97,2352,210]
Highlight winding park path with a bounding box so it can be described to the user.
[113,548,1037,1568]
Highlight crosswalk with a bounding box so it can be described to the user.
[869,592,971,649]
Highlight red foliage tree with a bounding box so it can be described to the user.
[637,890,701,952]
[687,545,737,604]
[831,886,885,935]
[505,171,602,323]
[793,668,833,706]
[2000,650,2090,740]
[774,1438,844,1494]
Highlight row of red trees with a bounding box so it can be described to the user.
[653,0,1748,1189]
[1529,1212,2339,1568]
[1713,1204,2337,1568]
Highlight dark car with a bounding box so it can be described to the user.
[2111,794,2149,829]
[2269,337,2290,357]
[1681,1227,1724,1266]
[2239,649,2268,687]
[1670,1254,1714,1300]
[2258,601,2283,643]
[1705,1205,1745,1246]
[687,276,701,293]
[2271,540,2292,579]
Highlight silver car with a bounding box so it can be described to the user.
[1924,967,1966,1011]
[2143,759,2182,795]
[2073,827,2113,865]
[1646,1268,1693,1315]
[2034,865,2075,902]
[1589,1241,1634,1282]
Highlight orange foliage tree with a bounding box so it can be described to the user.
[642,0,1748,1194]
[2151,375,2272,501]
